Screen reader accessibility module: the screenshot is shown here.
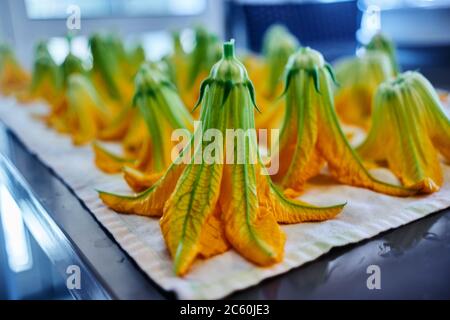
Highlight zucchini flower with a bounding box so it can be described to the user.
[44,52,88,133]
[334,51,394,129]
[29,42,63,105]
[187,26,210,89]
[90,34,147,141]
[126,44,146,78]
[164,31,187,91]
[98,41,345,276]
[89,33,134,103]
[186,26,220,89]
[242,52,282,131]
[262,25,299,98]
[164,31,194,111]
[165,27,222,111]
[62,52,86,86]
[272,47,417,197]
[119,63,172,158]
[34,41,48,56]
[358,71,450,193]
[66,74,111,145]
[334,33,399,129]
[248,25,299,131]
[0,43,30,95]
[93,62,193,191]
[366,32,400,75]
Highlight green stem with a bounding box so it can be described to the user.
[223,39,235,59]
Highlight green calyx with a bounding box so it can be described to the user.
[186,26,215,89]
[288,47,325,70]
[34,51,57,72]
[34,41,50,57]
[30,41,61,91]
[171,30,183,54]
[89,33,124,100]
[366,32,399,74]
[0,43,13,60]
[209,40,245,82]
[32,52,61,90]
[132,62,176,106]
[0,44,18,71]
[281,47,338,96]
[127,44,145,67]
[262,25,299,55]
[377,71,423,100]
[335,51,393,85]
[367,33,392,51]
[90,33,127,64]
[62,53,85,86]
[263,25,299,97]
[193,40,259,112]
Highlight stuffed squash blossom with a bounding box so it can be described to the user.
[99,41,345,276]
[249,25,299,131]
[89,33,138,141]
[262,25,299,99]
[172,26,222,111]
[358,71,450,193]
[28,42,63,106]
[334,33,398,129]
[42,52,88,134]
[272,47,417,197]
[93,62,193,191]
[366,33,400,75]
[66,74,112,145]
[0,43,30,95]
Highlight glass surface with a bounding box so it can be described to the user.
[0,159,72,299]
[0,124,165,300]
[25,0,207,19]
[0,154,110,300]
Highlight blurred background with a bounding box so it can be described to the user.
[1,0,450,69]
[1,0,450,299]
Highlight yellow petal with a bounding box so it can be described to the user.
[316,69,417,196]
[274,73,323,191]
[98,163,184,216]
[267,179,344,224]
[161,162,223,276]
[197,206,229,258]
[123,166,162,192]
[358,72,446,193]
[220,163,285,266]
[92,142,134,174]
[122,115,147,156]
[98,108,134,141]
[368,81,441,193]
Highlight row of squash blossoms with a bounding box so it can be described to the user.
[0,25,449,276]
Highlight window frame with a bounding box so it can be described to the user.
[24,0,208,20]
[3,0,224,68]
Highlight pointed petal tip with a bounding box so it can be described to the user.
[410,178,440,194]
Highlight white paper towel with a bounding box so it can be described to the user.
[1,96,449,299]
